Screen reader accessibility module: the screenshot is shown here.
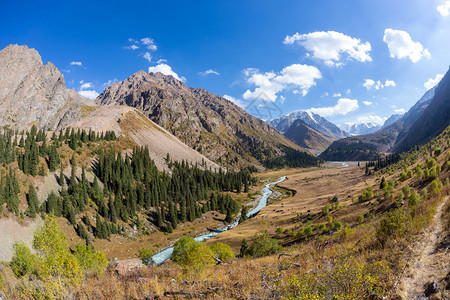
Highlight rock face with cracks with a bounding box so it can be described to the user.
[0,44,89,130]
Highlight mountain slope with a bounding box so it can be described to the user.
[0,44,88,130]
[69,105,220,170]
[393,71,450,152]
[96,71,312,168]
[284,119,335,151]
[320,83,440,161]
[382,114,402,128]
[267,110,349,139]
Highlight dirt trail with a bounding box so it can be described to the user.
[401,196,449,299]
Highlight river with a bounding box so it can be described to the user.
[151,176,287,265]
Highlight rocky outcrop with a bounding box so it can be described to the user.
[0,44,89,130]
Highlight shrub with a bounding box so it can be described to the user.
[408,191,421,207]
[430,178,443,196]
[246,233,282,258]
[137,247,154,266]
[358,215,364,223]
[376,208,410,245]
[210,242,235,262]
[11,242,40,277]
[172,237,215,272]
[402,186,411,197]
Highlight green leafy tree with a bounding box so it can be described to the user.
[33,215,82,285]
[210,242,235,262]
[137,248,154,266]
[171,237,215,272]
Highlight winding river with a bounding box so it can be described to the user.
[151,176,287,265]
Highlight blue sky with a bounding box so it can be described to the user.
[1,0,449,126]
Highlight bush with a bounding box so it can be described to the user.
[245,233,282,258]
[210,242,235,262]
[11,242,40,277]
[358,186,373,202]
[430,178,443,196]
[376,208,410,245]
[172,237,215,272]
[137,248,154,266]
[408,191,421,207]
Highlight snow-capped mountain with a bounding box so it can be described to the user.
[267,110,350,139]
[339,122,382,136]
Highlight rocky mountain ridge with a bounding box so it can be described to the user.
[0,44,89,130]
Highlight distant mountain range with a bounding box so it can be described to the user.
[339,122,382,136]
[320,69,449,161]
[267,110,349,140]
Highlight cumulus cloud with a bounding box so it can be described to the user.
[79,90,99,99]
[383,29,431,63]
[148,63,185,81]
[70,61,82,66]
[80,82,93,90]
[437,1,450,16]
[199,69,220,76]
[424,73,444,90]
[223,94,245,108]
[394,108,406,113]
[284,31,372,66]
[307,98,359,117]
[362,101,373,106]
[363,79,396,90]
[242,64,321,102]
[353,115,387,125]
[332,93,341,97]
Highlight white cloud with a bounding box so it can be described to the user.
[437,1,450,16]
[284,31,372,66]
[70,61,82,66]
[78,90,99,99]
[142,52,152,62]
[354,115,387,125]
[424,73,444,90]
[223,94,245,108]
[307,98,359,117]
[346,89,351,94]
[321,92,329,97]
[141,37,157,51]
[362,101,373,106]
[384,79,396,87]
[332,92,341,97]
[243,64,321,102]
[363,78,396,90]
[394,108,406,113]
[80,82,93,90]
[148,63,185,81]
[157,59,167,64]
[199,69,220,76]
[383,29,431,63]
